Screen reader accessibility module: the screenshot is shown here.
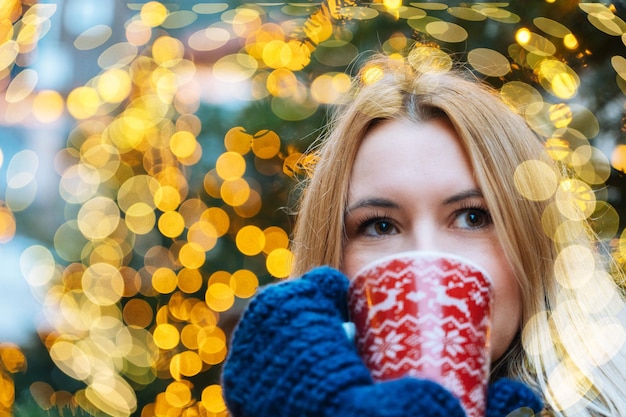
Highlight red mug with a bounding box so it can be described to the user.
[347,251,493,417]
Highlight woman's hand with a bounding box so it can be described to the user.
[221,266,542,417]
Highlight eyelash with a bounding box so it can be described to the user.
[351,203,493,236]
[452,203,492,229]
[354,210,395,236]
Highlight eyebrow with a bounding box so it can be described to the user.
[345,198,399,215]
[442,188,484,205]
[345,188,484,214]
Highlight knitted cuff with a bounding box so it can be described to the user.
[331,377,466,417]
[486,378,543,417]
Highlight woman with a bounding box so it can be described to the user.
[222,49,626,416]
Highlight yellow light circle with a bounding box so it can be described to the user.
[153,323,180,350]
[172,350,203,377]
[170,131,197,159]
[32,90,64,123]
[165,381,192,408]
[178,198,208,228]
[97,68,131,103]
[361,64,384,85]
[513,160,558,201]
[154,185,181,211]
[467,48,511,77]
[266,68,297,97]
[0,212,10,242]
[201,385,227,413]
[158,210,185,238]
[125,202,156,235]
[152,36,184,66]
[202,207,230,237]
[187,221,218,251]
[235,225,265,256]
[78,196,121,240]
[407,46,452,74]
[177,268,203,294]
[233,189,262,219]
[262,39,291,69]
[82,263,125,306]
[611,144,626,173]
[537,59,579,99]
[180,324,200,349]
[122,298,153,328]
[66,86,100,119]
[311,74,340,104]
[554,245,595,289]
[141,1,168,27]
[216,152,246,180]
[224,126,252,155]
[208,270,231,286]
[118,175,160,213]
[425,21,468,43]
[563,33,579,49]
[203,169,223,198]
[251,130,280,159]
[263,226,289,254]
[190,302,217,327]
[555,179,596,221]
[516,27,531,44]
[230,269,258,298]
[152,267,178,294]
[198,333,227,365]
[126,19,151,46]
[179,242,206,269]
[220,178,250,207]
[205,283,234,312]
[266,248,294,279]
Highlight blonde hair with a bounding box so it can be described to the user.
[290,52,626,416]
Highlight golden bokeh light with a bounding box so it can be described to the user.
[32,89,65,122]
[201,384,227,414]
[235,225,265,256]
[0,205,16,243]
[158,210,185,238]
[178,242,206,270]
[187,220,218,251]
[555,179,596,221]
[514,160,558,201]
[122,298,153,328]
[177,268,203,294]
[230,269,258,299]
[467,48,511,77]
[216,152,246,180]
[205,283,234,313]
[153,323,180,350]
[165,381,192,408]
[66,86,101,120]
[152,267,178,294]
[220,178,250,207]
[266,248,294,279]
[140,1,168,28]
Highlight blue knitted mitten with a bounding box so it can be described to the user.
[222,266,543,417]
[486,378,544,416]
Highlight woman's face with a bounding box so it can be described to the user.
[342,118,521,361]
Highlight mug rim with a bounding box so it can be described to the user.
[349,250,493,285]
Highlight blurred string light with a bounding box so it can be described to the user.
[0,0,625,416]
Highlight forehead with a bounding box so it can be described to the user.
[355,118,471,171]
[348,118,477,200]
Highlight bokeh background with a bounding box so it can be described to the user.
[0,0,625,416]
